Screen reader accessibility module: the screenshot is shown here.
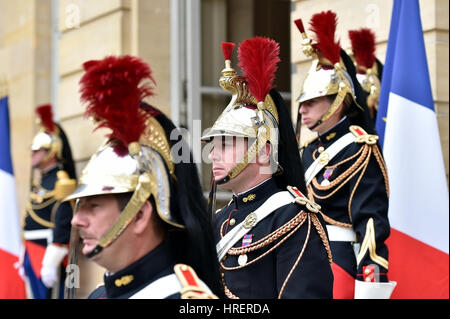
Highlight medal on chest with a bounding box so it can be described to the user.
[238,234,253,266]
[321,168,334,186]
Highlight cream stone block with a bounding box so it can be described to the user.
[58,10,128,77]
[436,0,449,30]
[436,31,449,101]
[436,103,449,180]
[58,70,84,119]
[59,115,108,162]
[5,39,34,81]
[133,0,171,115]
[58,0,129,32]
[0,0,34,46]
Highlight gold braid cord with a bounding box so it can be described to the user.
[308,142,388,224]
[220,209,332,299]
[26,185,60,228]
[26,201,56,229]
[220,211,308,271]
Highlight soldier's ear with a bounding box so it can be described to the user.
[132,200,153,234]
[256,143,272,165]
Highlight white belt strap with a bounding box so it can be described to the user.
[304,132,356,186]
[326,225,357,242]
[24,229,53,243]
[216,191,294,261]
[129,274,181,299]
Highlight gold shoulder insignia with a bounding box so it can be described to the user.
[325,132,336,141]
[54,170,77,200]
[174,264,218,299]
[349,125,379,145]
[287,186,321,213]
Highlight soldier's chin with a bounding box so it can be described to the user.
[213,170,227,181]
[81,243,97,256]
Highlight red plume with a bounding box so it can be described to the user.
[238,37,280,102]
[36,104,56,133]
[294,18,305,34]
[79,55,156,156]
[309,10,341,65]
[349,28,376,69]
[221,42,235,61]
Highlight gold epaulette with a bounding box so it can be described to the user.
[287,186,321,213]
[349,125,379,145]
[54,170,77,200]
[173,264,218,299]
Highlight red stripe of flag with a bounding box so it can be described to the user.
[387,228,449,299]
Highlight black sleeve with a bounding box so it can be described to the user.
[53,201,73,244]
[350,144,390,282]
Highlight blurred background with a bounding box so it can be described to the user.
[0,0,448,298]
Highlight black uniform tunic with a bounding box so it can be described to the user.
[301,117,390,286]
[214,178,333,299]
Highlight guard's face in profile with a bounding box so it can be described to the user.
[298,96,332,130]
[208,136,248,182]
[31,148,49,168]
[71,194,121,258]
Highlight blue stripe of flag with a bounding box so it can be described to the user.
[0,95,14,175]
[390,0,434,111]
[376,0,435,148]
[375,0,402,148]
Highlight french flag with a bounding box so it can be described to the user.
[376,0,449,298]
[0,93,27,298]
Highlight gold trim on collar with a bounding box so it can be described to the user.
[242,194,256,203]
[325,132,336,141]
[356,218,389,269]
[114,275,134,287]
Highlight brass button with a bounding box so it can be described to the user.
[229,218,236,226]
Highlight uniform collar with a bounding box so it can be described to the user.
[318,116,350,145]
[103,241,176,299]
[231,177,279,209]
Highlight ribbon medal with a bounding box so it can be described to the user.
[321,168,334,186]
[238,234,253,266]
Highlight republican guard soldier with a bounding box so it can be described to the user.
[294,11,396,298]
[17,104,76,298]
[201,38,334,299]
[65,55,223,299]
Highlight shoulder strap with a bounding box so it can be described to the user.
[216,191,294,261]
[304,132,356,186]
[174,264,217,299]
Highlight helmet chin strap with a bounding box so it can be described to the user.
[309,119,323,131]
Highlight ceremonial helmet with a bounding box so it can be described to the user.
[294,11,364,132]
[31,104,76,179]
[348,28,382,119]
[65,55,184,258]
[32,105,63,162]
[64,56,223,299]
